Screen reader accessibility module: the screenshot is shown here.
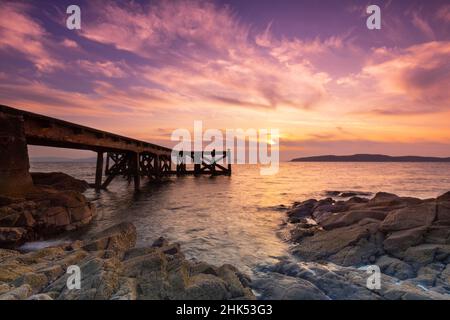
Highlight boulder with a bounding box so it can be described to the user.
[437,191,450,202]
[404,244,450,268]
[0,227,27,246]
[320,209,387,230]
[253,272,329,300]
[380,202,436,232]
[292,219,382,266]
[436,201,450,225]
[376,255,415,280]
[368,192,422,210]
[424,226,450,244]
[31,172,89,193]
[0,284,32,300]
[287,199,317,222]
[383,226,428,257]
[83,222,137,253]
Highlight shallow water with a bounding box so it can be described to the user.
[30,162,450,275]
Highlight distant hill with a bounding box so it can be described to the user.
[30,157,97,163]
[291,154,450,162]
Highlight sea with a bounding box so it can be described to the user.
[29,162,450,275]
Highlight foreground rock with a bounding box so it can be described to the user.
[0,172,95,246]
[254,260,449,300]
[283,191,450,299]
[0,222,255,300]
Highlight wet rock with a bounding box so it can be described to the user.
[404,244,450,268]
[376,255,415,280]
[292,219,382,266]
[320,209,387,230]
[27,293,53,300]
[0,222,255,300]
[380,202,436,232]
[424,226,450,244]
[436,201,450,225]
[82,222,137,253]
[253,272,329,300]
[284,191,450,298]
[31,172,89,193]
[1,183,96,240]
[287,199,317,222]
[383,227,428,257]
[0,284,32,300]
[0,227,27,246]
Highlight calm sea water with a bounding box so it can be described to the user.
[30,162,450,274]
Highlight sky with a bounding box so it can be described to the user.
[0,0,449,161]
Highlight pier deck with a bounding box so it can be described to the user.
[0,105,231,192]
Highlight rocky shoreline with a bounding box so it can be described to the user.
[0,221,255,300]
[0,172,255,300]
[258,191,450,299]
[2,171,450,300]
[0,172,95,247]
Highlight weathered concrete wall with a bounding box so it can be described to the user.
[0,113,33,195]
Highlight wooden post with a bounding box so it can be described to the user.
[194,163,201,176]
[133,152,140,191]
[227,150,232,175]
[95,151,103,190]
[154,155,160,180]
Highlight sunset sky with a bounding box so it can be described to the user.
[0,0,449,161]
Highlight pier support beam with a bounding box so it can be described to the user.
[133,152,140,191]
[0,113,33,195]
[95,151,103,190]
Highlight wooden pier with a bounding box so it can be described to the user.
[0,105,231,192]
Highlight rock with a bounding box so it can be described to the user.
[1,222,253,301]
[376,255,415,280]
[152,236,169,248]
[283,192,450,298]
[12,272,48,293]
[425,226,450,244]
[383,227,428,257]
[0,284,32,300]
[253,272,329,300]
[287,199,317,222]
[292,219,382,266]
[110,277,138,300]
[368,192,422,210]
[380,202,436,232]
[414,263,445,287]
[290,225,321,242]
[83,222,137,253]
[436,201,450,225]
[40,207,71,229]
[320,209,387,230]
[183,274,229,300]
[27,293,53,300]
[0,177,96,240]
[0,227,27,246]
[404,244,450,268]
[31,172,89,193]
[437,191,450,202]
[369,192,399,205]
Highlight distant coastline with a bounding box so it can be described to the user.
[291,154,450,162]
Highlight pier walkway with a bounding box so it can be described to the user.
[0,105,231,192]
